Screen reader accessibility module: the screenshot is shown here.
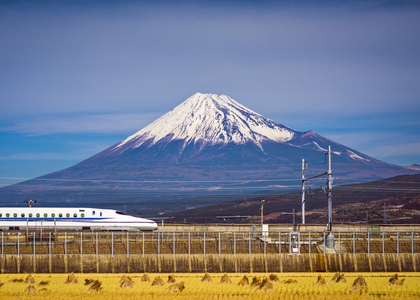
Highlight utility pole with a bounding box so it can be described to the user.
[301,145,334,248]
[327,145,333,232]
[300,146,332,228]
[301,159,306,224]
[384,202,387,224]
[293,208,296,225]
[260,200,265,227]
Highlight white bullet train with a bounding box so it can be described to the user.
[0,207,158,232]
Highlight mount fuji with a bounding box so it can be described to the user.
[0,93,415,204]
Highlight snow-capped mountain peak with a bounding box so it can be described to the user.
[5,92,414,199]
[113,93,298,152]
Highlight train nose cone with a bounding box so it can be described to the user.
[151,222,158,230]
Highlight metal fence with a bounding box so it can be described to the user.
[1,231,419,257]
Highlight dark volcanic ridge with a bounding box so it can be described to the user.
[164,174,420,225]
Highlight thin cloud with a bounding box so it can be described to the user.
[327,130,420,163]
[0,113,159,136]
[370,142,420,158]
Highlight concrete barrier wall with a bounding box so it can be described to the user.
[0,253,418,273]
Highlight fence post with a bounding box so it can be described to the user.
[412,231,414,255]
[233,232,236,257]
[397,231,400,256]
[142,231,144,257]
[173,232,175,257]
[204,231,206,258]
[1,232,3,257]
[353,232,355,256]
[17,232,20,258]
[188,232,191,257]
[65,232,67,257]
[158,232,160,257]
[81,232,83,257]
[264,232,266,256]
[49,232,51,257]
[382,231,385,256]
[323,232,326,255]
[338,232,341,256]
[219,232,221,257]
[368,231,370,256]
[249,232,251,257]
[308,232,311,256]
[243,233,245,252]
[279,232,282,256]
[96,232,98,257]
[127,232,129,257]
[112,232,114,258]
[34,232,36,257]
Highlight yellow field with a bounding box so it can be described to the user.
[0,272,419,300]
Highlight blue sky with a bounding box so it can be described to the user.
[1,0,420,187]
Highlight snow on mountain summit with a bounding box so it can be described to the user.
[113,93,298,152]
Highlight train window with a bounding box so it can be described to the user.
[6,213,10,217]
[51,213,55,218]
[73,213,77,217]
[44,213,48,217]
[100,212,102,217]
[92,211,95,215]
[29,213,32,217]
[116,211,127,215]
[66,213,70,218]
[81,213,85,218]
[14,213,17,217]
[59,213,63,217]
[36,213,40,217]
[21,213,25,217]
[0,213,2,217]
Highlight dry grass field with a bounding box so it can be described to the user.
[0,272,418,299]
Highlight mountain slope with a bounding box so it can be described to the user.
[0,93,416,204]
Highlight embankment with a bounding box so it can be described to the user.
[1,253,419,273]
